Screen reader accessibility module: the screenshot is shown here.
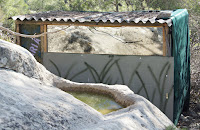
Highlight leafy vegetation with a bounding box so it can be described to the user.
[0,0,28,28]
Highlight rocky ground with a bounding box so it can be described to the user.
[177,46,200,129]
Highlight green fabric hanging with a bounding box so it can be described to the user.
[171,9,190,125]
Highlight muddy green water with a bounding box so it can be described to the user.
[68,91,123,115]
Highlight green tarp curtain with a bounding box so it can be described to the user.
[171,9,190,125]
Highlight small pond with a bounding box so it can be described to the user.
[68,91,123,114]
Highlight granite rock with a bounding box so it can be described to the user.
[0,39,175,129]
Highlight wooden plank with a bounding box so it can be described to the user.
[165,25,170,56]
[39,24,44,63]
[40,25,44,52]
[15,22,20,45]
[163,26,166,56]
[162,24,169,56]
[15,20,164,27]
[43,24,47,52]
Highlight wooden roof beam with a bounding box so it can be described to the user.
[15,20,164,28]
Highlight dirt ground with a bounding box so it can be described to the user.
[177,46,200,129]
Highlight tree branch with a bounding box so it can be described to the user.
[0,25,70,38]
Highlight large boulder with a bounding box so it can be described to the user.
[0,39,175,129]
[0,39,55,84]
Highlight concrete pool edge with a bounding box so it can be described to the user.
[55,78,135,107]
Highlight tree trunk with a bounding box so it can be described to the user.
[116,0,119,12]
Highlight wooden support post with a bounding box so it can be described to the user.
[43,24,47,52]
[15,22,20,45]
[40,24,44,52]
[40,24,48,63]
[162,24,169,56]
[40,24,44,63]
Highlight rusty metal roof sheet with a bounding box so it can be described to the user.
[11,11,173,26]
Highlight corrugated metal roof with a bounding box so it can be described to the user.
[11,11,173,26]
